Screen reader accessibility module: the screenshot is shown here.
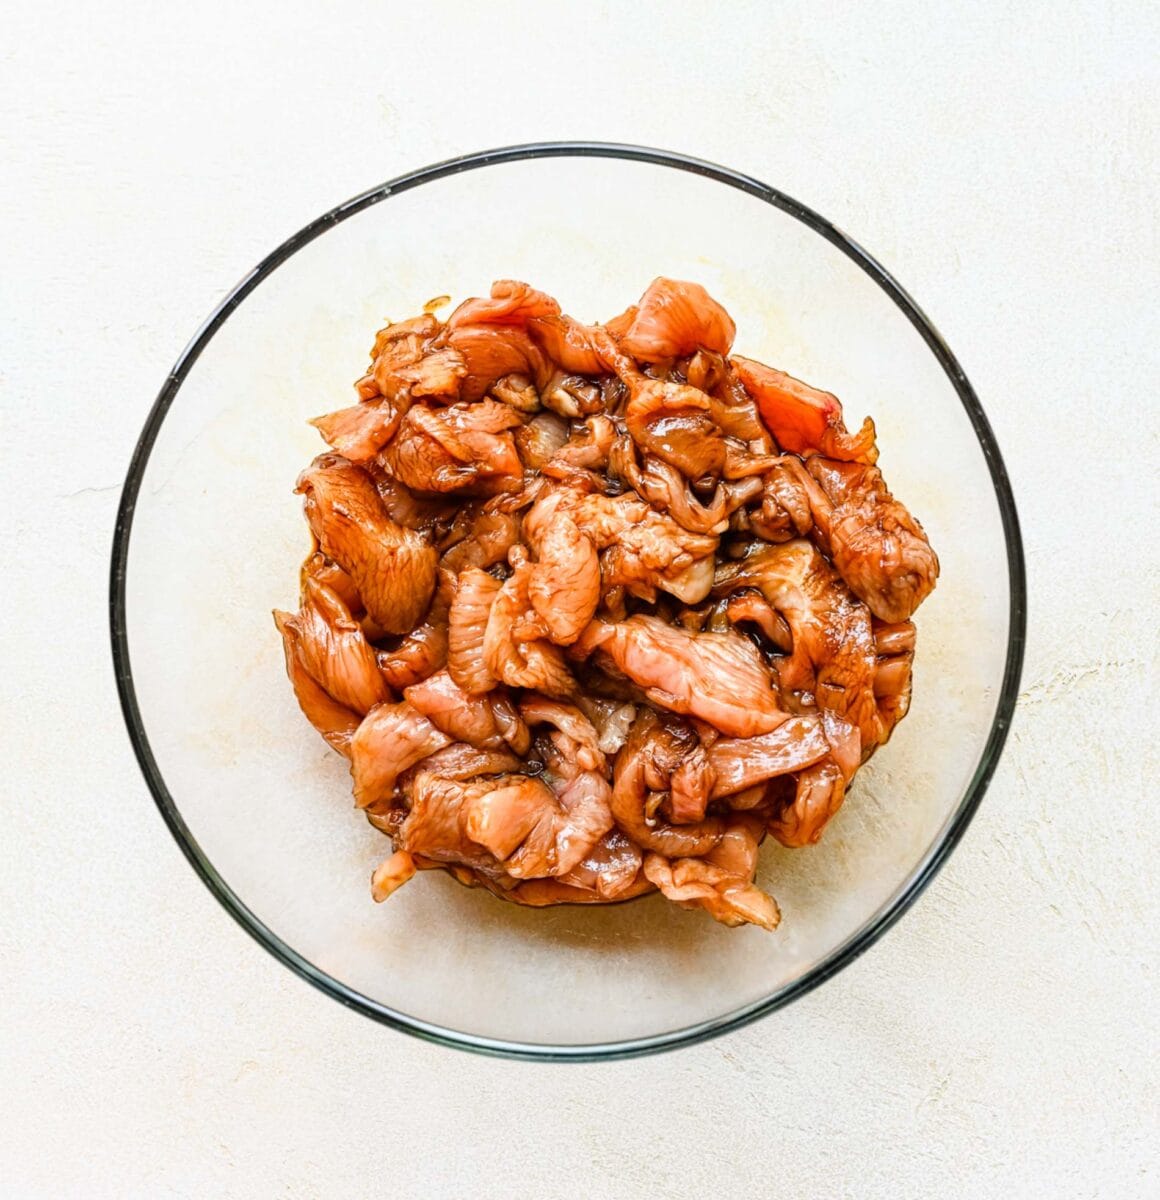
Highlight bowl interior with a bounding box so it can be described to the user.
[122,151,1015,1052]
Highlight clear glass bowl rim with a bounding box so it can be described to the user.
[109,141,1027,1062]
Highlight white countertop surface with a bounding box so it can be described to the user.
[3,3,1157,1196]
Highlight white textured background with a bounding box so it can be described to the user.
[2,2,1157,1196]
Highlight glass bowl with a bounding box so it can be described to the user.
[111,143,1025,1060]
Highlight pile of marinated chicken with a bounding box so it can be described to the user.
[274,278,939,931]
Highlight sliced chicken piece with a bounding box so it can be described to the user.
[618,278,736,362]
[694,353,772,445]
[610,435,762,536]
[447,279,562,329]
[396,742,523,788]
[481,562,576,697]
[463,870,655,908]
[298,454,437,634]
[449,279,622,378]
[368,313,439,361]
[490,373,541,413]
[715,539,878,844]
[445,324,552,403]
[596,530,718,604]
[447,568,502,695]
[398,773,511,872]
[542,415,617,473]
[440,398,526,436]
[394,347,469,401]
[871,618,916,744]
[732,355,878,464]
[641,855,779,930]
[381,402,523,495]
[704,716,831,799]
[309,398,404,464]
[400,769,612,881]
[489,693,532,756]
[767,758,846,848]
[300,553,363,616]
[406,715,616,882]
[440,506,522,574]
[722,589,793,653]
[502,770,614,880]
[522,497,601,645]
[805,457,940,623]
[459,776,557,860]
[376,566,454,690]
[538,370,603,419]
[273,609,360,756]
[715,540,878,752]
[530,486,719,605]
[404,669,509,750]
[667,743,716,824]
[349,702,452,808]
[518,696,606,772]
[287,576,390,715]
[575,615,787,738]
[610,710,724,858]
[625,377,726,479]
[370,315,466,403]
[371,850,417,902]
[721,439,780,480]
[575,695,638,755]
[642,813,780,931]
[532,318,611,377]
[372,473,459,533]
[556,829,644,899]
[515,411,571,470]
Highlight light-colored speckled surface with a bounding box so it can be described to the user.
[2,3,1157,1196]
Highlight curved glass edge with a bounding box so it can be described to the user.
[109,141,1027,1062]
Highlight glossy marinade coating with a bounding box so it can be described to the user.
[274,278,939,930]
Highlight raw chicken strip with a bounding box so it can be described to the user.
[404,669,512,750]
[298,455,437,634]
[287,577,389,715]
[447,568,502,695]
[805,457,940,623]
[618,278,736,362]
[273,610,360,756]
[575,615,787,738]
[732,355,878,464]
[349,702,452,808]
